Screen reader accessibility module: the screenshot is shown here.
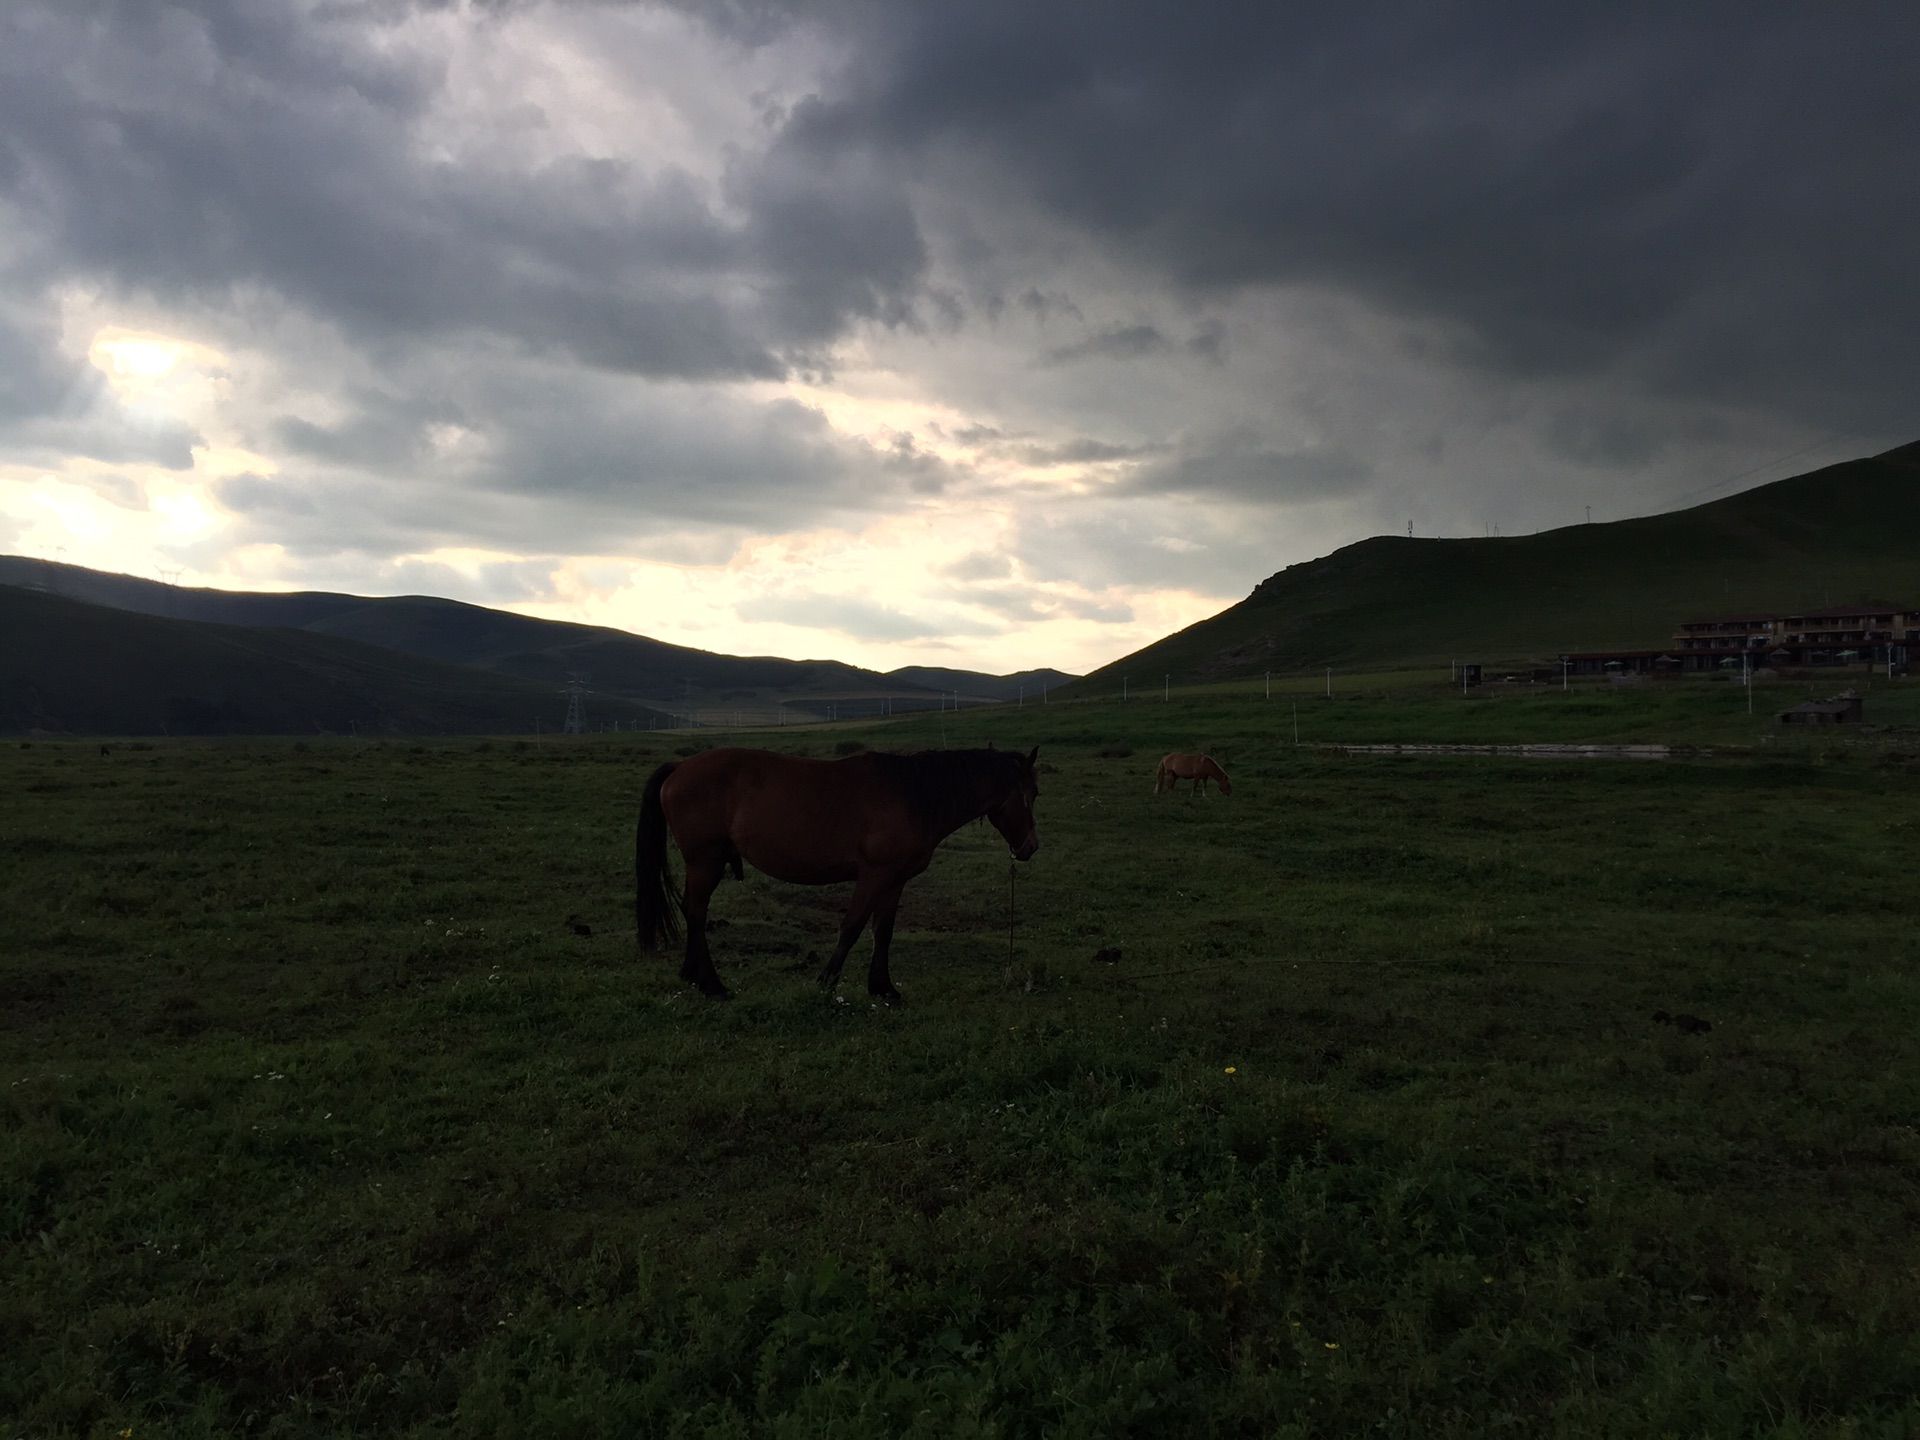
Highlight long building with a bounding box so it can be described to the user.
[1674,603,1917,669]
[1563,602,1917,676]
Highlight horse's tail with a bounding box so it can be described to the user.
[635,762,683,951]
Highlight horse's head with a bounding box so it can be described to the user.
[1208,756,1233,795]
[987,746,1041,861]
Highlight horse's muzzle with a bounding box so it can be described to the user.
[1012,835,1039,862]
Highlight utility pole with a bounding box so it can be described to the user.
[1562,658,1569,692]
[1265,671,1270,700]
[1325,666,1331,699]
[1585,505,1592,524]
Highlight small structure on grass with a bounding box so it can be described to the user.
[1777,690,1864,725]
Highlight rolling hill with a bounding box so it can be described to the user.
[0,560,1076,719]
[0,587,673,737]
[1074,440,1920,687]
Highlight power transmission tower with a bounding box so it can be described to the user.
[561,672,589,735]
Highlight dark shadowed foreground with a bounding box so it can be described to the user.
[5,690,1920,1435]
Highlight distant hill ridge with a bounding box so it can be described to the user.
[1073,440,1920,686]
[0,559,1078,717]
[0,585,674,737]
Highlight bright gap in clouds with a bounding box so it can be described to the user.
[92,335,179,379]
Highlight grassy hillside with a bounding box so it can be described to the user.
[0,560,982,715]
[1076,441,1920,687]
[298,596,913,711]
[0,587,672,736]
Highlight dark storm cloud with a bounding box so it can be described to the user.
[739,1,1920,433]
[0,2,927,384]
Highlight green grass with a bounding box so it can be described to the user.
[6,690,1920,1435]
[991,669,1920,748]
[1071,442,1920,686]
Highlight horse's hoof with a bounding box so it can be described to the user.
[701,985,733,1001]
[873,987,906,1007]
[816,969,842,990]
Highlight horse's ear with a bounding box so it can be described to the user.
[1027,746,1039,766]
[987,741,995,750]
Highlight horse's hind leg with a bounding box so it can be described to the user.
[818,874,886,992]
[679,857,730,999]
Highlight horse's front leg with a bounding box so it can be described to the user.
[818,873,887,992]
[866,880,910,1005]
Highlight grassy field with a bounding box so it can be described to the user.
[6,685,1920,1435]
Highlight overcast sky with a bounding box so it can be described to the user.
[2,2,1914,674]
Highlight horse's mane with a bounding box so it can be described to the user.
[864,748,1023,826]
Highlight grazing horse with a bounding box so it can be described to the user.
[1153,752,1232,797]
[637,746,1040,1003]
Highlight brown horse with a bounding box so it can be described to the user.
[1153,752,1232,797]
[637,746,1040,1003]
